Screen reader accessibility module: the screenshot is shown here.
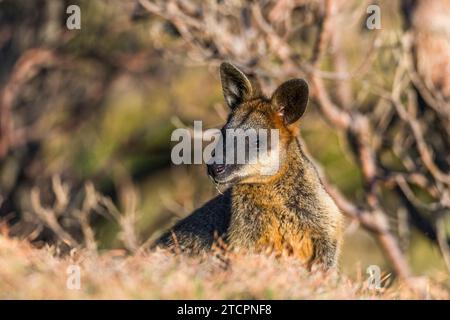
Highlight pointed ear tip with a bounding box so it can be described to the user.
[291,79,309,96]
[278,78,308,88]
[273,78,309,97]
[220,62,235,71]
[294,78,309,88]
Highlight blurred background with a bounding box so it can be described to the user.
[0,0,449,283]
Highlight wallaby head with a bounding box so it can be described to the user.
[207,62,309,185]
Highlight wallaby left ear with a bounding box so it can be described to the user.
[220,62,258,109]
[271,79,309,125]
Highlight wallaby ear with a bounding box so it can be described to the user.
[220,62,255,109]
[271,79,309,125]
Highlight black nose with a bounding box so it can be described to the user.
[207,164,225,177]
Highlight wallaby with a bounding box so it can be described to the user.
[154,62,343,268]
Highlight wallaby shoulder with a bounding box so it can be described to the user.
[153,189,232,253]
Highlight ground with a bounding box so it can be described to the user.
[0,234,448,299]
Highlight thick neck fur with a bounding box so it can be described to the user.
[228,137,333,250]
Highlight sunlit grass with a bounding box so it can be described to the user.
[0,234,447,299]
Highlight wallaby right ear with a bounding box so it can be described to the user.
[271,79,309,125]
[220,62,254,109]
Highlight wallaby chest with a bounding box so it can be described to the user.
[229,186,315,264]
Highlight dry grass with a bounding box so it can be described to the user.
[2,180,448,299]
[0,234,448,300]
